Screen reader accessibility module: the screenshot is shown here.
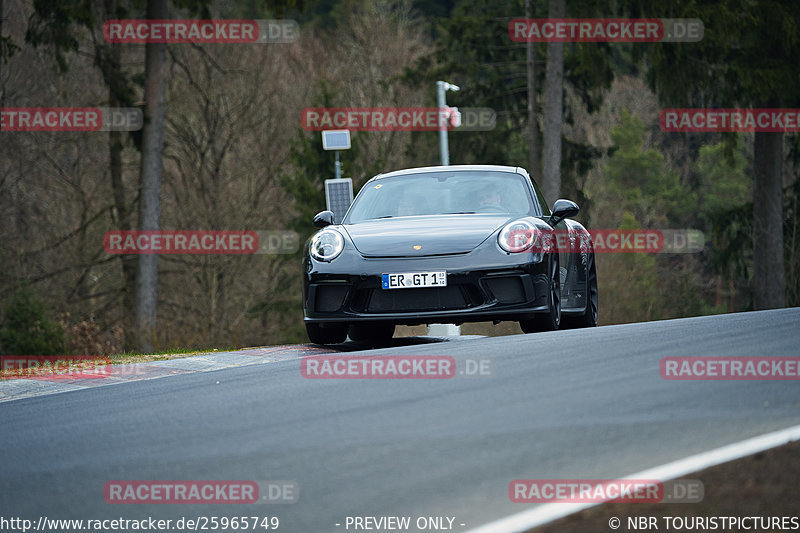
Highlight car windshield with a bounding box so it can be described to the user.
[344,171,535,223]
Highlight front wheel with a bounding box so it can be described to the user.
[305,322,348,344]
[519,254,561,333]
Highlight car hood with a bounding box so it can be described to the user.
[343,214,514,257]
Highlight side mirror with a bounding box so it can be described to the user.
[549,199,579,226]
[313,210,335,228]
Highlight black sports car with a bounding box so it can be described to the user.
[302,165,598,344]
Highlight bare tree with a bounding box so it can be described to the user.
[542,0,565,207]
[97,0,139,350]
[22,0,141,348]
[159,40,302,346]
[0,0,439,351]
[136,0,168,352]
[525,0,539,180]
[332,0,433,177]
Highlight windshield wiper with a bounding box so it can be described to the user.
[443,211,476,214]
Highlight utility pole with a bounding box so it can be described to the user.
[436,80,459,165]
[430,81,462,338]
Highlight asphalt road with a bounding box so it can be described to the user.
[1,308,799,532]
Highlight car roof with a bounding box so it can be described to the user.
[372,164,530,181]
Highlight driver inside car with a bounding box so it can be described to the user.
[477,187,504,212]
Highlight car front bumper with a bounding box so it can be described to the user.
[303,247,550,326]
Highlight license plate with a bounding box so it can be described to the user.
[382,271,447,289]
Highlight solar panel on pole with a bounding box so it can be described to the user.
[325,178,353,224]
[321,130,351,150]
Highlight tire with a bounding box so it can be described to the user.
[348,322,396,344]
[305,322,348,344]
[519,253,561,333]
[561,253,598,329]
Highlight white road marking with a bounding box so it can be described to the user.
[465,423,800,533]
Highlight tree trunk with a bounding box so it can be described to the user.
[1,0,4,133]
[728,276,735,313]
[752,130,786,309]
[525,0,540,181]
[102,0,138,350]
[135,0,168,352]
[542,0,565,208]
[109,96,137,350]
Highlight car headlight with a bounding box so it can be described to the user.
[309,229,345,261]
[498,219,538,253]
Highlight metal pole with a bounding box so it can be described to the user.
[430,81,461,338]
[335,150,341,179]
[436,81,449,166]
